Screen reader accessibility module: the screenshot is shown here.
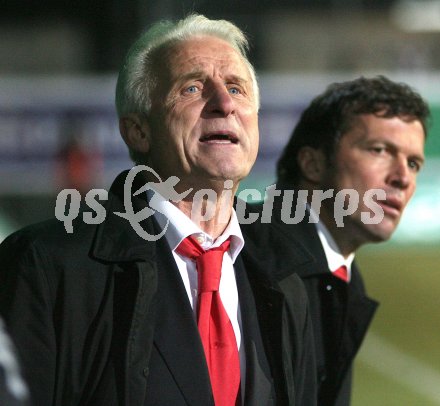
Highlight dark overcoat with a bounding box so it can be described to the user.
[0,171,317,406]
[242,189,378,406]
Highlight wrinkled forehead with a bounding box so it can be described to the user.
[145,35,259,111]
[169,36,251,77]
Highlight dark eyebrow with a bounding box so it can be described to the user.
[382,139,425,166]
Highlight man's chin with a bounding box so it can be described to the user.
[365,222,399,243]
[204,168,250,185]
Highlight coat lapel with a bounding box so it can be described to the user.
[273,207,330,279]
[337,262,378,380]
[90,171,213,405]
[152,235,213,406]
[241,221,315,405]
[90,170,157,263]
[234,256,274,406]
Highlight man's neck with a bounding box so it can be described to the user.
[173,192,235,239]
[318,208,360,258]
[298,181,361,258]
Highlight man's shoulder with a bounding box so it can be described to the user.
[240,212,315,283]
[0,217,96,264]
[240,199,334,281]
[244,195,312,230]
[240,198,316,255]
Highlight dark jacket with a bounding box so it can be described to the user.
[242,189,378,406]
[0,171,317,406]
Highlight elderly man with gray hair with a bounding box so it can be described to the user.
[0,14,317,406]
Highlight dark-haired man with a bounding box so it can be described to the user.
[243,75,430,405]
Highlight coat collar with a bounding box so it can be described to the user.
[91,172,316,282]
[274,217,330,279]
[246,182,332,279]
[240,217,315,284]
[90,170,157,263]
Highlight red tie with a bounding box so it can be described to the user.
[333,265,349,282]
[176,236,240,406]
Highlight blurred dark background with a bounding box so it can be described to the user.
[2,0,440,74]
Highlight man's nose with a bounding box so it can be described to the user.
[205,84,234,116]
[387,156,411,189]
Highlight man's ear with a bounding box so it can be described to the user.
[119,114,151,154]
[297,146,327,184]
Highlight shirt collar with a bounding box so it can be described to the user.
[308,204,355,274]
[147,188,244,262]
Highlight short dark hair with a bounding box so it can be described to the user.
[276,75,431,186]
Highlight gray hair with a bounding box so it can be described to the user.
[115,14,260,119]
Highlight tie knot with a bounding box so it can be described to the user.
[176,236,231,292]
[332,265,349,283]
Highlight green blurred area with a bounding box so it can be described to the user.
[352,244,440,405]
[426,105,440,156]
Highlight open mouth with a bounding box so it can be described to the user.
[199,133,238,144]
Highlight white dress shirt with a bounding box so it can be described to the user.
[148,189,246,390]
[308,204,355,281]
